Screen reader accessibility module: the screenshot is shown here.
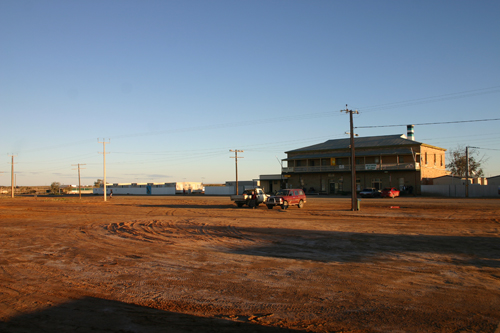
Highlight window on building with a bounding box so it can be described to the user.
[434,153,437,166]
[440,154,443,166]
[399,156,404,163]
[425,152,428,164]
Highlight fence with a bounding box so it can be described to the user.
[421,185,499,198]
[204,186,235,196]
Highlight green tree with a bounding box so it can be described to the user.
[446,146,486,178]
[94,179,103,187]
[50,182,61,195]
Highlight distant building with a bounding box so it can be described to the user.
[225,180,260,195]
[487,175,500,186]
[258,174,283,194]
[281,130,447,195]
[93,182,203,195]
[429,175,467,185]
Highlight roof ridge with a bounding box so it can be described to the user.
[286,134,424,153]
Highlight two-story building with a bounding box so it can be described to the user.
[282,132,447,195]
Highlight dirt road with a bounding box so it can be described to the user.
[0,195,499,332]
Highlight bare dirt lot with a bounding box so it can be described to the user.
[0,195,499,333]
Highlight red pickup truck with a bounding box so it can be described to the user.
[266,189,306,209]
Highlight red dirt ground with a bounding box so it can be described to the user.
[0,195,499,332]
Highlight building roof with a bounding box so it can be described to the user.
[285,148,414,160]
[286,134,443,154]
[259,174,283,180]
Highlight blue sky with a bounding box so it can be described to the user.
[1,0,499,186]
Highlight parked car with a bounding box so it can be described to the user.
[266,189,306,209]
[381,187,400,198]
[359,188,381,198]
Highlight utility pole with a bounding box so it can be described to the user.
[464,146,480,198]
[341,105,359,211]
[72,163,86,199]
[9,155,17,198]
[230,150,243,195]
[276,156,284,189]
[98,139,110,201]
[465,146,469,198]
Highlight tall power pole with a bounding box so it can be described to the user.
[72,163,86,199]
[230,149,244,195]
[9,155,17,198]
[464,146,480,198]
[341,105,359,211]
[465,146,469,198]
[98,139,110,201]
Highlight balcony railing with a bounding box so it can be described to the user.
[283,162,419,173]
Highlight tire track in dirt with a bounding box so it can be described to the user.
[103,219,256,249]
[195,223,256,249]
[164,209,177,216]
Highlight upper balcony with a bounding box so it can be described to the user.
[283,162,420,173]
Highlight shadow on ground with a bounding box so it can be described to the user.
[137,204,236,209]
[0,297,300,333]
[227,227,500,268]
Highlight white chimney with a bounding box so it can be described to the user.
[407,124,415,141]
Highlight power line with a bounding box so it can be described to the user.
[356,118,500,129]
[11,85,500,156]
[356,85,500,113]
[468,147,500,151]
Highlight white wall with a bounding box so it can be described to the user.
[422,184,499,198]
[175,182,204,193]
[432,177,467,185]
[93,185,176,195]
[205,186,235,196]
[487,177,500,186]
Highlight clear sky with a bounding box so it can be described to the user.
[1,0,499,186]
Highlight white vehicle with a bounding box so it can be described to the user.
[230,188,269,208]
